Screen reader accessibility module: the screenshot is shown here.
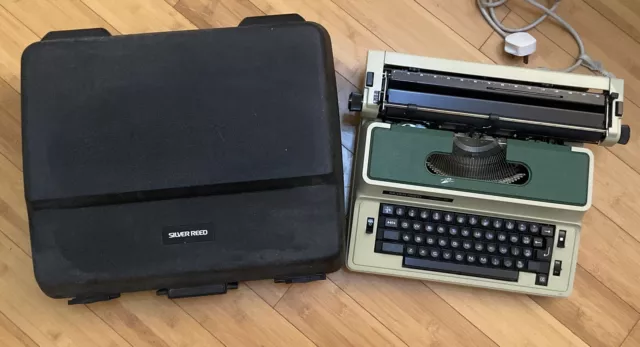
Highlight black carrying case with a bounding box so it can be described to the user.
[21,14,345,304]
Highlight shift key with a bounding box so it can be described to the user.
[375,241,404,255]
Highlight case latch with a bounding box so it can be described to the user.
[274,273,326,284]
[156,282,239,299]
[68,293,121,305]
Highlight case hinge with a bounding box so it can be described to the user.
[156,282,238,299]
[274,273,326,284]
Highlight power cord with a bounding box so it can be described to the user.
[477,0,612,77]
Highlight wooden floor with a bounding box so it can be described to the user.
[1,0,640,346]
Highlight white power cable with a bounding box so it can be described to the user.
[477,0,612,77]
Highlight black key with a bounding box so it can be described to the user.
[523,248,533,258]
[541,225,555,237]
[558,230,566,248]
[517,222,528,232]
[463,240,473,250]
[533,237,544,248]
[381,204,394,215]
[456,214,467,224]
[499,244,509,255]
[516,259,526,269]
[366,218,375,233]
[432,211,442,221]
[474,242,485,252]
[468,215,479,226]
[400,220,410,229]
[450,239,461,249]
[376,241,403,255]
[430,248,441,259]
[497,232,508,242]
[481,217,491,227]
[487,243,497,253]
[479,255,489,265]
[444,212,454,223]
[442,249,453,260]
[420,210,430,220]
[383,230,400,241]
[461,227,471,238]
[385,218,398,228]
[414,234,424,244]
[536,273,548,286]
[425,223,436,233]
[454,251,465,262]
[418,247,428,257]
[503,258,514,268]
[407,208,418,218]
[545,237,554,249]
[521,235,532,246]
[412,221,423,231]
[426,235,437,245]
[529,224,540,234]
[528,261,550,274]
[485,230,495,241]
[395,207,405,216]
[436,225,447,234]
[403,257,519,281]
[553,260,562,276]
[466,254,476,263]
[491,256,502,267]
[511,246,521,257]
[448,226,459,236]
[536,246,552,261]
[438,237,449,247]
[401,232,412,242]
[509,233,519,244]
[473,229,484,239]
[505,220,516,230]
[492,219,503,229]
[406,245,417,256]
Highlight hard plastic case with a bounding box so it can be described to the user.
[21,14,345,304]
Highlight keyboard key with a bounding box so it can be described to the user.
[491,256,501,267]
[468,215,479,226]
[418,247,428,257]
[430,249,441,259]
[497,232,507,242]
[541,225,555,237]
[493,219,503,229]
[535,273,548,286]
[511,246,521,257]
[505,220,516,230]
[481,217,491,227]
[503,258,514,268]
[385,218,398,228]
[479,255,489,265]
[444,213,454,223]
[516,259,526,269]
[463,240,473,250]
[414,234,424,244]
[454,252,465,262]
[487,243,497,253]
[436,225,447,234]
[536,246,552,261]
[517,222,528,232]
[382,205,394,215]
[406,245,416,256]
[442,249,453,260]
[449,226,459,236]
[438,237,449,247]
[533,237,544,248]
[456,214,467,224]
[473,229,484,239]
[485,230,495,241]
[376,241,403,255]
[432,211,442,221]
[383,230,400,241]
[396,207,405,216]
[420,210,430,220]
[425,223,435,233]
[412,222,422,231]
[407,208,418,218]
[499,244,509,255]
[474,242,485,252]
[461,227,471,238]
[521,235,532,246]
[529,224,540,234]
[467,254,476,263]
[528,261,550,274]
[400,220,410,229]
[403,257,518,281]
[426,236,437,245]
[509,234,520,243]
[401,232,412,242]
[450,239,461,249]
[523,248,533,258]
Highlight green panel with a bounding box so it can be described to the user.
[368,125,589,206]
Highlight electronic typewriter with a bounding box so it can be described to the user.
[346,50,630,296]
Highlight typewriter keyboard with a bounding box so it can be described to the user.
[374,203,558,285]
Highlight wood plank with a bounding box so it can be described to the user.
[80,0,196,34]
[428,283,588,347]
[0,232,131,347]
[274,280,407,347]
[0,79,20,121]
[245,280,291,307]
[0,7,39,91]
[581,0,640,44]
[329,269,497,347]
[533,266,639,347]
[176,284,317,347]
[175,0,263,28]
[330,0,492,64]
[609,100,640,174]
[90,291,225,347]
[506,0,640,104]
[0,153,30,256]
[249,0,389,86]
[0,109,22,170]
[621,321,640,347]
[0,311,38,347]
[579,208,640,312]
[0,0,118,37]
[413,0,509,49]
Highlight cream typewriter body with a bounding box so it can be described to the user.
[346,51,630,296]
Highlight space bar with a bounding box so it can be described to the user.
[403,257,519,282]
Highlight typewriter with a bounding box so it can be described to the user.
[345,50,630,296]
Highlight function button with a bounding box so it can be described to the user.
[541,225,555,237]
[407,208,418,218]
[381,204,395,215]
[366,217,375,233]
[553,260,562,276]
[456,214,467,224]
[384,218,398,228]
[395,207,406,216]
[557,230,566,248]
[535,273,549,286]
